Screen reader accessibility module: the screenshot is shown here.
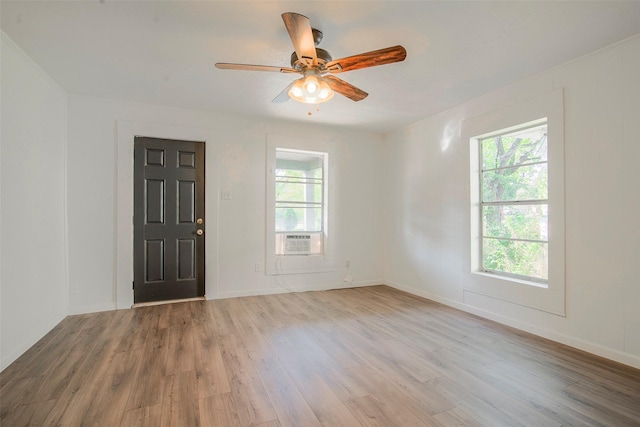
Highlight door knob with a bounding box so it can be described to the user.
[196,229,204,236]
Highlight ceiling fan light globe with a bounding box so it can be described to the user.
[303,75,319,94]
[318,80,334,101]
[288,79,305,102]
[288,75,333,104]
[291,86,303,98]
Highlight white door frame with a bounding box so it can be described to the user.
[116,120,219,308]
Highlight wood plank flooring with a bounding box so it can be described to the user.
[2,285,639,426]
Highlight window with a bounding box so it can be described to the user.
[464,89,565,316]
[265,134,336,276]
[479,122,548,284]
[275,149,326,255]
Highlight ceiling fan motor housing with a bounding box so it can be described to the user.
[290,48,332,70]
[312,28,323,46]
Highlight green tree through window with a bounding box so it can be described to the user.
[480,124,548,281]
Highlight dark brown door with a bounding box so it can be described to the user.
[134,137,205,303]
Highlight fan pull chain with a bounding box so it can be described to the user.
[307,104,321,116]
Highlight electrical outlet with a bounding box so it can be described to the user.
[221,190,232,200]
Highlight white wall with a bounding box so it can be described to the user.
[4,27,639,372]
[383,35,640,368]
[1,33,68,370]
[67,95,385,313]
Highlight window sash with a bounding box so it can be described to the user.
[275,177,322,183]
[482,235,547,245]
[482,203,548,241]
[481,159,548,173]
[275,149,326,235]
[480,163,548,203]
[481,238,548,282]
[480,266,549,285]
[478,123,549,283]
[275,201,323,207]
[275,184,323,204]
[275,207,323,232]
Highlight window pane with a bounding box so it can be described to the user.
[481,125,547,170]
[275,206,322,232]
[275,180,322,204]
[482,162,547,202]
[482,238,548,280]
[276,154,323,180]
[483,204,548,241]
[275,149,325,242]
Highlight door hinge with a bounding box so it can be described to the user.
[132,281,135,290]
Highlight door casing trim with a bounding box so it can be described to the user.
[116,121,219,309]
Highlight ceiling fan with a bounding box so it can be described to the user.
[215,12,407,105]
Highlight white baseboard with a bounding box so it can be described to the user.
[385,280,640,370]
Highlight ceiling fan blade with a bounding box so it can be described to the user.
[324,75,368,102]
[281,12,317,65]
[325,45,407,74]
[272,81,296,103]
[215,63,298,73]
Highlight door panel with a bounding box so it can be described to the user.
[146,179,165,224]
[178,151,195,168]
[134,137,205,303]
[146,148,165,166]
[145,240,165,282]
[178,181,195,223]
[178,239,195,279]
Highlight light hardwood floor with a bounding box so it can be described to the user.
[2,285,639,426]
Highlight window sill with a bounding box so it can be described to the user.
[472,271,549,289]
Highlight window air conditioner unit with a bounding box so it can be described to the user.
[284,234,311,255]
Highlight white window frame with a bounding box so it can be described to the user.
[274,148,326,255]
[463,89,565,316]
[265,134,336,275]
[477,121,549,285]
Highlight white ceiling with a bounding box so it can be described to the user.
[2,1,640,133]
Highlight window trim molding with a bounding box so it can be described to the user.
[463,89,565,316]
[265,134,336,275]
